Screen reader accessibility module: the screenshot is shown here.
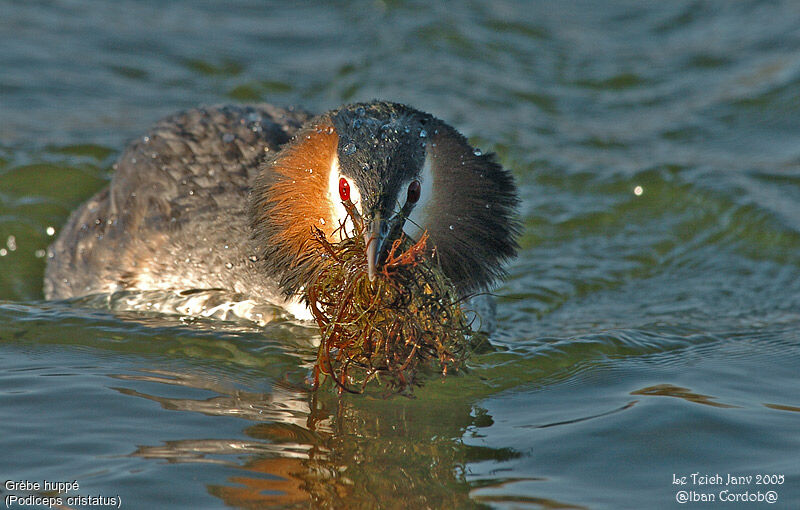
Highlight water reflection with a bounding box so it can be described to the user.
[111,371,312,425]
[762,403,800,413]
[631,383,739,408]
[113,368,529,508]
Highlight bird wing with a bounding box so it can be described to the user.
[45,104,311,300]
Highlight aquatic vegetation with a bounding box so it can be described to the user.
[305,203,474,394]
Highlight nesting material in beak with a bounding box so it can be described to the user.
[305,202,478,394]
[365,213,407,281]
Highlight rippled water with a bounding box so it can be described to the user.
[2,1,800,508]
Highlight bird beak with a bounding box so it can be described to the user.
[365,212,405,281]
[365,217,379,281]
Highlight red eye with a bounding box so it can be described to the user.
[407,180,421,204]
[339,177,350,202]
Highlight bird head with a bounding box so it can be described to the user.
[250,101,520,298]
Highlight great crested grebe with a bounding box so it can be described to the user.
[45,101,519,327]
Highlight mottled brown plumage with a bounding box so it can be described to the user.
[45,101,520,326]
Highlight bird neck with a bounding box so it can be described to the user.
[411,125,520,295]
[249,121,340,297]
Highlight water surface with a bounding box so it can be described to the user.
[2,1,799,508]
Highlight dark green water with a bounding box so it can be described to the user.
[2,1,799,508]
